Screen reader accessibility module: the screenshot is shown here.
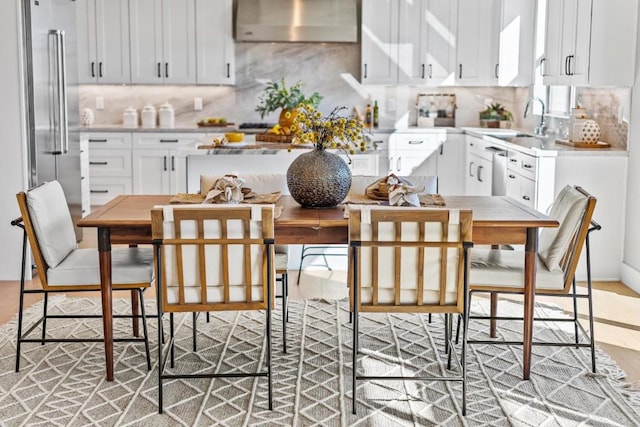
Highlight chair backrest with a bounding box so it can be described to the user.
[151,204,275,313]
[348,175,438,197]
[348,206,472,314]
[200,174,289,196]
[538,185,596,289]
[16,181,77,288]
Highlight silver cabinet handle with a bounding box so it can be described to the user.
[508,174,516,179]
[522,195,531,201]
[227,63,230,78]
[523,163,533,169]
[91,61,95,77]
[540,58,546,76]
[428,64,433,79]
[99,62,103,78]
[421,64,425,79]
[49,30,68,155]
[397,156,402,172]
[477,165,484,182]
[469,161,475,177]
[364,63,368,79]
[408,140,423,145]
[157,62,162,78]
[165,62,169,78]
[458,64,463,79]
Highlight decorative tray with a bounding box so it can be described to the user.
[255,133,294,143]
[555,139,611,148]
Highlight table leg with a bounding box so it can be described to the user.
[522,227,538,380]
[98,227,114,381]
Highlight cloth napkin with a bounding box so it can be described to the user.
[365,174,425,207]
[204,175,246,204]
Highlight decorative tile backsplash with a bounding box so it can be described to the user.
[78,42,628,148]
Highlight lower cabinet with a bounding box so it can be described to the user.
[132,133,202,194]
[506,168,535,209]
[437,134,465,194]
[464,135,493,196]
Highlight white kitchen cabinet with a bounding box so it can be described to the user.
[76,0,130,84]
[79,138,90,216]
[425,0,458,86]
[83,132,133,206]
[397,0,428,84]
[132,133,201,194]
[464,136,493,196]
[129,0,196,84]
[388,132,444,178]
[195,0,234,85]
[498,0,536,86]
[456,0,500,86]
[361,0,399,84]
[506,158,536,209]
[339,154,379,176]
[436,133,465,194]
[542,0,638,86]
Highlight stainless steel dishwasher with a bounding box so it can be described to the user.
[485,146,508,196]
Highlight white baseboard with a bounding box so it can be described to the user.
[620,262,640,294]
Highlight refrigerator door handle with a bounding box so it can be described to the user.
[49,29,68,155]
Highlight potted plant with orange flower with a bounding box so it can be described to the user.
[255,78,322,135]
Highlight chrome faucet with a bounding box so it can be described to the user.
[524,97,547,136]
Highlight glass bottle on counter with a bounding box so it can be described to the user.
[373,100,379,128]
[365,104,372,129]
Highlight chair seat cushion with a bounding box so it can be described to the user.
[470,248,565,291]
[47,247,154,286]
[166,285,266,304]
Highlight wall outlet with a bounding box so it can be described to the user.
[95,96,104,110]
[194,97,203,111]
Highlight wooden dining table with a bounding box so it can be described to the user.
[78,194,558,382]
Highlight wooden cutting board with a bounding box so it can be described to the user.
[555,139,611,148]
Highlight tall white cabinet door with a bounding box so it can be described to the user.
[361,0,398,84]
[456,0,500,85]
[132,149,172,194]
[161,0,196,84]
[397,0,427,84]
[436,134,465,195]
[498,0,535,86]
[195,0,234,84]
[129,0,163,83]
[76,0,98,84]
[425,0,458,86]
[557,0,591,85]
[94,0,130,84]
[542,0,564,84]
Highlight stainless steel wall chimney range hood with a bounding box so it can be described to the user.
[236,0,358,43]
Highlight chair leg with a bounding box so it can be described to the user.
[444,313,450,355]
[170,313,175,368]
[206,312,210,323]
[155,243,164,414]
[352,299,359,414]
[571,279,580,347]
[41,293,49,345]
[192,312,197,352]
[296,244,306,286]
[462,308,469,416]
[131,290,140,337]
[138,289,152,371]
[489,292,498,338]
[585,235,597,373]
[267,262,273,411]
[282,272,288,354]
[15,230,28,372]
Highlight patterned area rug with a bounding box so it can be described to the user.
[0,296,639,426]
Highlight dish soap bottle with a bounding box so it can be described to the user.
[373,100,379,128]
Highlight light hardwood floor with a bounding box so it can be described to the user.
[1,274,638,384]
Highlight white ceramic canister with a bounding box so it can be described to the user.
[158,102,175,129]
[122,107,138,128]
[141,104,157,128]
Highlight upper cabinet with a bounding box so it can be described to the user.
[456,0,500,86]
[498,0,536,86]
[76,0,130,84]
[424,0,458,86]
[129,0,196,84]
[362,0,458,85]
[361,0,399,84]
[542,0,638,86]
[195,0,235,84]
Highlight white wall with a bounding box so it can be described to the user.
[0,0,28,280]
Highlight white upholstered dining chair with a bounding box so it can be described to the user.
[348,205,473,415]
[199,173,290,352]
[297,175,440,286]
[151,204,276,413]
[465,185,599,371]
[13,180,154,371]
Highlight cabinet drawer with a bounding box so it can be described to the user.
[508,151,536,179]
[85,133,132,149]
[340,154,379,176]
[89,149,132,177]
[390,133,445,152]
[89,177,133,206]
[133,133,204,148]
[506,171,535,209]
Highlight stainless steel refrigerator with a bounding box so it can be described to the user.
[23,0,82,239]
